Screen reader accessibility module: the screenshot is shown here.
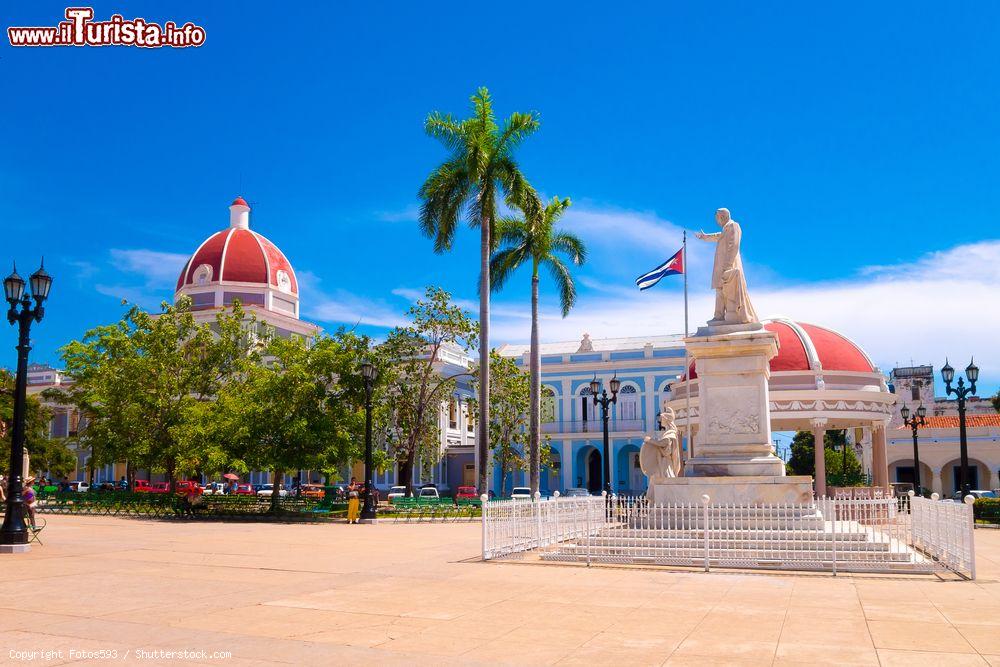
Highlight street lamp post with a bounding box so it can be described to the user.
[900,403,927,495]
[1,261,52,551]
[359,359,378,522]
[941,358,979,499]
[589,373,620,496]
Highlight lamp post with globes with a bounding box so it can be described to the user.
[590,373,621,496]
[359,359,378,523]
[941,358,979,499]
[900,403,927,495]
[1,261,52,551]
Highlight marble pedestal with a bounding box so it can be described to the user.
[650,475,814,505]
[684,324,786,479]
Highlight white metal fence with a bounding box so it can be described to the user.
[481,492,976,578]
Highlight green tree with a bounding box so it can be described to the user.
[54,297,254,487]
[1,368,62,479]
[419,87,539,493]
[786,429,864,486]
[379,287,478,494]
[490,195,586,493]
[991,390,999,414]
[468,351,548,497]
[209,332,372,511]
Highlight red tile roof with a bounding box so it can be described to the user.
[909,414,1000,429]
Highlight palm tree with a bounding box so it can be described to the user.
[419,88,540,494]
[490,195,586,494]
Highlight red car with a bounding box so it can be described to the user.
[234,484,255,495]
[174,481,200,495]
[455,486,478,500]
[133,479,152,493]
[149,482,171,494]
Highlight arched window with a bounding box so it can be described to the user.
[276,270,292,293]
[195,264,213,285]
[541,386,556,423]
[579,386,595,432]
[618,384,639,422]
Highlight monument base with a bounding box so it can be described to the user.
[650,475,814,505]
[0,543,31,554]
[684,452,787,477]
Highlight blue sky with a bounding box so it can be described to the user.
[2,1,998,395]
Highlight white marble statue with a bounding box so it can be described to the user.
[640,404,682,496]
[695,208,758,325]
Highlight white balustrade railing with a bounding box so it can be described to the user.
[481,492,977,578]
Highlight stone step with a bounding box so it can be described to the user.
[621,518,828,530]
[581,537,895,552]
[604,528,874,541]
[548,544,915,562]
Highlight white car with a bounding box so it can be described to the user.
[418,486,439,500]
[203,482,228,495]
[256,483,288,498]
[70,481,90,493]
[511,487,532,500]
[387,486,408,503]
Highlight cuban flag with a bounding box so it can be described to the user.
[635,248,684,290]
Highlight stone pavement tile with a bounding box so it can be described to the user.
[985,655,1000,666]
[778,615,872,647]
[957,624,1000,655]
[424,615,523,640]
[556,644,675,666]
[876,649,988,666]
[605,608,706,638]
[0,609,79,632]
[373,629,487,657]
[773,641,879,666]
[467,637,572,666]
[688,609,785,643]
[295,619,434,648]
[936,604,1000,626]
[867,619,977,653]
[670,637,778,663]
[169,603,376,639]
[862,601,948,622]
[484,599,617,634]
[786,601,865,619]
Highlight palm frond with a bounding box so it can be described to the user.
[551,231,587,266]
[544,255,577,317]
[488,246,529,293]
[497,111,541,156]
[418,157,470,253]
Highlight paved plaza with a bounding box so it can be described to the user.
[3,517,1000,665]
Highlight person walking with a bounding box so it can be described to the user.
[346,477,360,524]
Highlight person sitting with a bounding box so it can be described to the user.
[23,476,38,529]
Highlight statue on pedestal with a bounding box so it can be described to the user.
[695,208,758,326]
[640,404,682,497]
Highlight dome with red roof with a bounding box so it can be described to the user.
[174,197,302,320]
[684,318,877,379]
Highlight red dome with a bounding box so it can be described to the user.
[175,227,297,294]
[231,196,249,207]
[683,319,876,379]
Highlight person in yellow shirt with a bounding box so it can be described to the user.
[346,477,360,524]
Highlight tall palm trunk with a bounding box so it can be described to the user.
[478,213,491,495]
[528,267,540,494]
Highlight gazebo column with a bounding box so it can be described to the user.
[871,422,889,491]
[811,418,827,497]
[930,468,943,496]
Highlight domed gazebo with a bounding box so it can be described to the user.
[174,197,319,340]
[668,317,895,493]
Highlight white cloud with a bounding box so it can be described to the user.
[108,249,189,286]
[375,205,420,223]
[486,239,1000,391]
[299,270,406,328]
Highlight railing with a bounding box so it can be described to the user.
[482,493,977,578]
[540,418,647,434]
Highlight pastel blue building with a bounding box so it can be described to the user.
[496,333,687,496]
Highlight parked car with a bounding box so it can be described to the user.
[234,483,255,496]
[133,479,152,493]
[149,482,171,494]
[455,485,478,501]
[510,486,532,500]
[174,481,200,495]
[299,484,326,500]
[69,481,90,493]
[951,490,997,501]
[417,486,440,500]
[256,483,288,498]
[202,482,228,495]
[563,487,590,497]
[387,486,408,503]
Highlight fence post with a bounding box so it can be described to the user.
[534,491,542,548]
[701,494,711,572]
[552,490,560,544]
[965,494,977,580]
[586,497,592,567]
[830,498,837,577]
[480,494,489,561]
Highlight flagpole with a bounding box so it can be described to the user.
[683,229,693,464]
